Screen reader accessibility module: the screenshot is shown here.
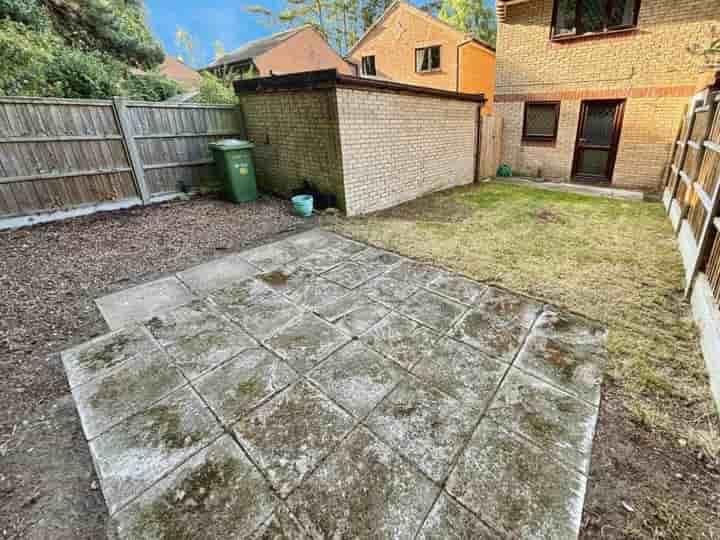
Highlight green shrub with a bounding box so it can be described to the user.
[0,19,56,96]
[0,0,51,31]
[124,72,183,101]
[194,73,238,105]
[45,49,125,99]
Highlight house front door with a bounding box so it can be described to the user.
[572,100,625,184]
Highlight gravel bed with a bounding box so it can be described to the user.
[0,194,310,538]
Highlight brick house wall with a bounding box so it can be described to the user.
[336,87,479,215]
[347,1,495,103]
[239,89,346,209]
[495,0,719,190]
[236,70,483,216]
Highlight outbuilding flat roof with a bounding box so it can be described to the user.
[234,69,487,103]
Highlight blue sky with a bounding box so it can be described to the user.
[145,0,495,68]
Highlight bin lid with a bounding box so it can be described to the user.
[209,139,254,150]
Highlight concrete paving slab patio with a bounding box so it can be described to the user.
[63,229,608,539]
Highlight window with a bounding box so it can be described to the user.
[415,46,441,73]
[551,0,640,39]
[361,55,376,76]
[523,102,561,142]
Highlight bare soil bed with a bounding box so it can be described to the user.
[0,195,309,539]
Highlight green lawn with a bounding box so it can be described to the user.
[323,181,719,538]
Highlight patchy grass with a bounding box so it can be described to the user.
[323,181,720,538]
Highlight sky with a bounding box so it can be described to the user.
[144,0,496,68]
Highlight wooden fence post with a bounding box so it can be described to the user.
[113,97,150,203]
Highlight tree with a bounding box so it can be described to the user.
[438,0,497,46]
[175,26,198,67]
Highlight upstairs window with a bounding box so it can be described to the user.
[523,102,561,142]
[361,55,376,76]
[551,0,640,39]
[415,46,441,73]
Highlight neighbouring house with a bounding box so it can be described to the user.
[346,0,496,111]
[158,55,202,90]
[494,0,719,190]
[203,25,354,78]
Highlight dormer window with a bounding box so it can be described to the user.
[551,0,640,39]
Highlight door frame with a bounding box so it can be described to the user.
[571,99,626,184]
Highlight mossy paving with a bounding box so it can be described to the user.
[78,334,131,371]
[130,457,243,540]
[259,271,290,286]
[143,404,211,450]
[89,364,161,406]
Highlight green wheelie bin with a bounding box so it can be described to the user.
[209,140,258,203]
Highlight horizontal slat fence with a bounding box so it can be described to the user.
[0,97,136,217]
[664,89,720,301]
[123,101,244,196]
[0,97,243,222]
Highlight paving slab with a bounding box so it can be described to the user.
[209,279,303,340]
[446,420,586,540]
[144,299,228,347]
[386,260,445,285]
[366,380,480,482]
[315,291,390,336]
[308,341,405,418]
[239,240,302,271]
[232,381,354,497]
[255,263,315,294]
[194,348,298,424]
[427,272,488,305]
[515,308,608,406]
[398,289,468,333]
[62,325,156,389]
[285,274,350,310]
[111,435,277,540]
[89,385,221,514]
[284,229,335,252]
[416,492,498,539]
[71,348,186,440]
[486,368,597,473]
[286,427,439,539]
[249,505,309,539]
[412,337,508,406]
[357,274,420,307]
[361,312,440,369]
[451,287,542,363]
[165,324,257,380]
[96,276,193,330]
[352,246,403,268]
[322,260,384,289]
[322,234,367,256]
[295,246,350,273]
[177,254,257,294]
[264,313,351,373]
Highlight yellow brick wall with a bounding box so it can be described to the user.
[348,3,464,91]
[336,88,479,215]
[495,0,719,190]
[240,90,346,209]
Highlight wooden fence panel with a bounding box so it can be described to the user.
[123,102,244,196]
[0,97,245,222]
[477,114,503,179]
[0,97,136,218]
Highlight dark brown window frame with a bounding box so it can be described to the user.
[415,45,441,73]
[550,0,641,41]
[361,55,376,76]
[522,101,561,143]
